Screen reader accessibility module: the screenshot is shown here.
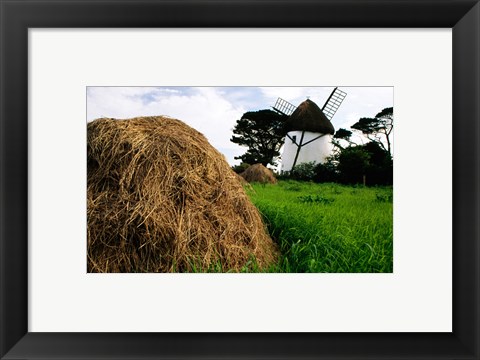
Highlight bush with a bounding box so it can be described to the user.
[281,159,338,183]
[313,158,338,183]
[288,161,317,181]
[297,194,334,204]
[278,141,392,186]
[231,162,251,174]
[335,143,393,186]
[362,142,393,185]
[337,146,371,184]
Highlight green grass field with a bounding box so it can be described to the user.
[246,180,393,273]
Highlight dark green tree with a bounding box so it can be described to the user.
[351,107,393,156]
[230,109,287,166]
[337,146,371,184]
[332,127,354,151]
[334,142,392,185]
[362,142,393,185]
[314,157,338,183]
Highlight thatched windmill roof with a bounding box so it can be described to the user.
[285,99,335,135]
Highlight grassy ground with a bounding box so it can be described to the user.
[246,180,393,273]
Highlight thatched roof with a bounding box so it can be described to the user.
[285,99,335,134]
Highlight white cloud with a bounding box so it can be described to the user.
[259,87,309,101]
[258,87,336,107]
[87,87,246,164]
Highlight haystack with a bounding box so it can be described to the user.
[240,164,277,184]
[87,116,279,272]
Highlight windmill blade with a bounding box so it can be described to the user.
[272,97,297,116]
[322,87,347,121]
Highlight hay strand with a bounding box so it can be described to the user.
[87,116,279,272]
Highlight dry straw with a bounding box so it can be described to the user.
[240,163,277,184]
[87,116,279,272]
[235,172,251,187]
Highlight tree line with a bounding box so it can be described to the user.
[231,107,393,186]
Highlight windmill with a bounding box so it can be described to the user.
[272,87,347,172]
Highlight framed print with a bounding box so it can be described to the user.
[1,0,479,359]
[29,34,449,333]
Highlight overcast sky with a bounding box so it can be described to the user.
[87,86,393,166]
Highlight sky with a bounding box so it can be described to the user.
[87,86,393,166]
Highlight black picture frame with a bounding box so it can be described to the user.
[1,0,479,359]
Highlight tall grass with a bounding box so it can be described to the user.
[247,180,393,273]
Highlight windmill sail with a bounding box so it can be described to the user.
[322,87,347,121]
[272,97,297,116]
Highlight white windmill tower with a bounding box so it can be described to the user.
[272,87,347,172]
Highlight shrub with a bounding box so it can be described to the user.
[313,157,338,183]
[289,161,317,181]
[231,162,251,174]
[337,146,371,184]
[297,194,334,204]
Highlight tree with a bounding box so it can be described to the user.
[351,107,393,156]
[230,109,287,166]
[362,142,393,185]
[334,142,392,185]
[314,157,338,183]
[336,146,371,184]
[332,128,354,151]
